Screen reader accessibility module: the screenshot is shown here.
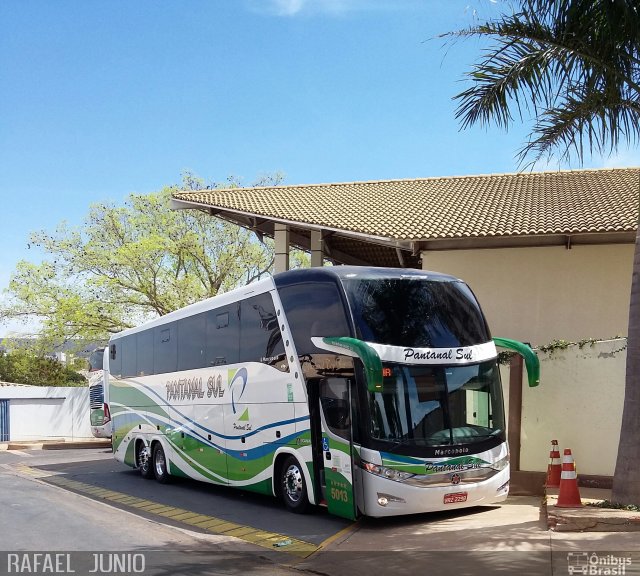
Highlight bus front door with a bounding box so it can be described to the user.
[319,377,357,520]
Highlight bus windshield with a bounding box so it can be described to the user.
[88,348,104,372]
[342,276,489,347]
[369,360,505,451]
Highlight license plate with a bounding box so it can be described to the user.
[443,492,468,504]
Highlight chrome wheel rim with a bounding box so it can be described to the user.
[155,449,165,476]
[283,463,303,503]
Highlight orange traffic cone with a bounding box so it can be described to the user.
[555,448,583,508]
[546,440,561,488]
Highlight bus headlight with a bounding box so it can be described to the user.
[491,454,509,472]
[361,460,414,482]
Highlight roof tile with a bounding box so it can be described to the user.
[172,168,640,241]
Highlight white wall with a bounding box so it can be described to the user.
[0,386,92,440]
[422,244,634,345]
[517,339,626,476]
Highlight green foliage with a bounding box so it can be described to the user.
[587,499,640,512]
[0,173,288,348]
[537,339,573,355]
[0,349,86,387]
[536,337,627,356]
[446,0,640,164]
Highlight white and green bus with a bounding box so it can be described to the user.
[107,266,538,520]
[89,347,112,439]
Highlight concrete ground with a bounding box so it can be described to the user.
[296,496,640,575]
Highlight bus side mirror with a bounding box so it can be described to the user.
[493,337,540,387]
[320,337,384,393]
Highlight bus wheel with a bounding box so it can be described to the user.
[281,456,309,513]
[137,442,153,479]
[152,443,171,484]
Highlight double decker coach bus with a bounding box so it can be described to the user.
[107,266,538,519]
[88,347,112,439]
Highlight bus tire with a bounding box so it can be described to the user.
[137,442,153,480]
[280,455,309,514]
[152,443,171,484]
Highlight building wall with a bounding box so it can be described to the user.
[518,339,626,476]
[0,386,92,441]
[422,244,634,345]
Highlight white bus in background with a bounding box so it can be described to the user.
[106,266,539,519]
[89,347,112,439]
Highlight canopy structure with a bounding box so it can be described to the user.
[171,168,639,271]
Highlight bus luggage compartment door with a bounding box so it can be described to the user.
[319,377,357,520]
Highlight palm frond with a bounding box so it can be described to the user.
[519,90,640,164]
[448,0,640,164]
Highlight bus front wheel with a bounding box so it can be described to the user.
[280,456,309,514]
[137,442,153,480]
[152,443,171,484]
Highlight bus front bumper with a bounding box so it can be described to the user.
[360,465,510,517]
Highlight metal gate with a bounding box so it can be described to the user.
[0,400,9,442]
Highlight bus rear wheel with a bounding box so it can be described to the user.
[152,443,171,484]
[280,456,309,514]
[137,442,153,479]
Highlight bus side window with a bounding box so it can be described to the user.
[137,330,154,377]
[154,323,177,375]
[120,335,137,378]
[277,282,351,356]
[178,313,207,371]
[320,378,351,440]
[206,304,240,367]
[239,293,288,371]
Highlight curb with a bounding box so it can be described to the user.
[1,440,112,451]
[545,489,640,532]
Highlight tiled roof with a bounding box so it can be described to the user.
[172,168,640,241]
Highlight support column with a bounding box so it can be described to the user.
[508,354,524,471]
[421,250,429,270]
[310,230,324,268]
[274,224,290,273]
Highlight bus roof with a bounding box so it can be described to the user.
[273,265,461,285]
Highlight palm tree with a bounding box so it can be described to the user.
[448,0,640,505]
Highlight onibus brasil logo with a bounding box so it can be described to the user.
[567,552,632,575]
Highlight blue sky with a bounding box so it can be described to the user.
[1,0,638,335]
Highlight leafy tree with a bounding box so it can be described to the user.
[0,348,86,387]
[449,0,640,504]
[0,174,282,350]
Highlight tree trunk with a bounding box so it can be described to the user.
[611,183,640,505]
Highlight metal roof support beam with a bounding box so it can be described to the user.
[311,230,324,268]
[274,223,290,273]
